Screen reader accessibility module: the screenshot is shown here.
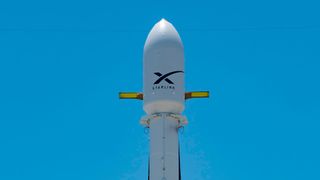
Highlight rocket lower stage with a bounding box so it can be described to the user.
[148,113,181,180]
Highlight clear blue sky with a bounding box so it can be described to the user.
[0,0,319,179]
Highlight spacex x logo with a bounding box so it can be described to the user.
[153,71,184,84]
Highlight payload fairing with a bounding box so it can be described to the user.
[120,19,209,180]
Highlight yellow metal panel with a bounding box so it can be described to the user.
[119,92,143,100]
[185,91,209,99]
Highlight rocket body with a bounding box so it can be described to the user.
[149,113,180,180]
[120,18,208,180]
[143,19,185,115]
[143,19,184,180]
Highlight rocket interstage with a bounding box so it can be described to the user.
[119,19,209,180]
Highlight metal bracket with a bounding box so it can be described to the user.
[166,113,188,128]
[140,113,188,128]
[140,113,162,128]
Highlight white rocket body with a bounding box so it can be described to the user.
[120,18,208,180]
[143,19,184,180]
[143,19,185,115]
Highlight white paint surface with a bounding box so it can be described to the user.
[143,19,185,115]
[149,113,179,180]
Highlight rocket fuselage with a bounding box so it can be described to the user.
[143,19,184,180]
[120,18,209,180]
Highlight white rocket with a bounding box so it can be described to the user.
[120,19,209,180]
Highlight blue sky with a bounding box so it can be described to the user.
[0,0,320,179]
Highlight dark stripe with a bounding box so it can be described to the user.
[148,157,150,180]
[154,72,175,84]
[164,78,174,84]
[154,71,184,84]
[179,144,181,180]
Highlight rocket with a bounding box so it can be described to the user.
[119,19,209,180]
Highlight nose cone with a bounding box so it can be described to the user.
[143,19,185,114]
[144,19,183,51]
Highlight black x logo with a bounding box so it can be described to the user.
[154,71,184,84]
